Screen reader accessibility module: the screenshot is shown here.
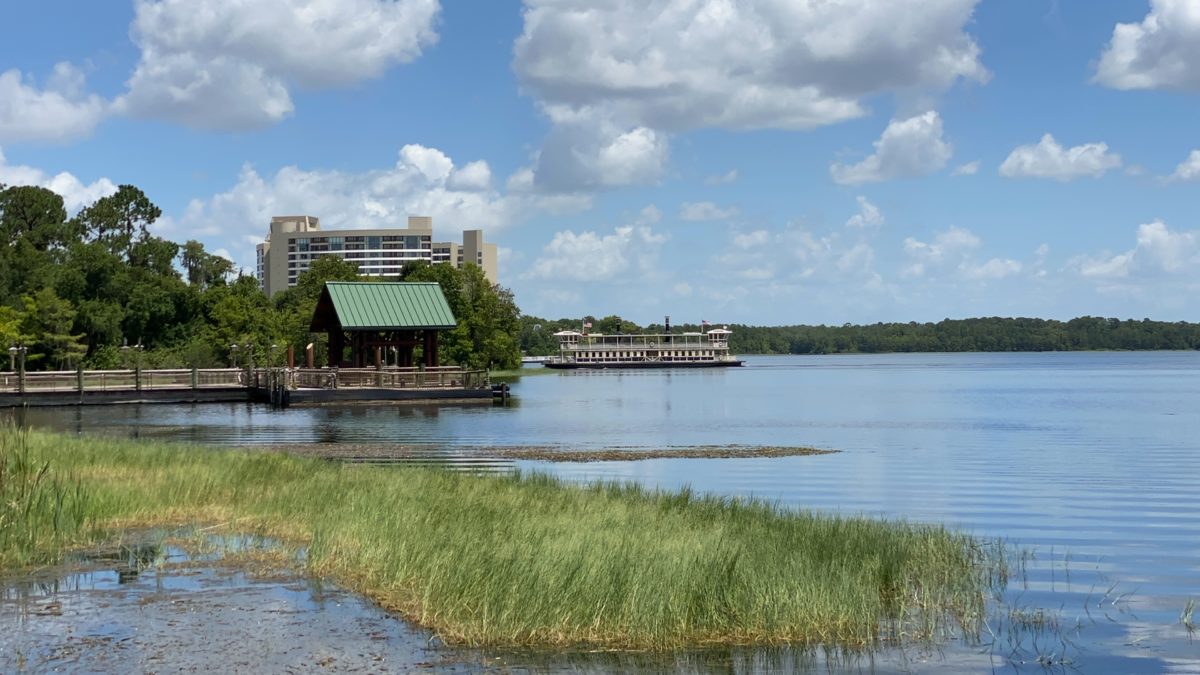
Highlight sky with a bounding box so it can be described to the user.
[1,0,1198,326]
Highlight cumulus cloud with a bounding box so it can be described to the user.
[952,160,980,176]
[1075,220,1199,279]
[903,226,1022,281]
[114,0,440,129]
[447,160,492,192]
[533,122,669,191]
[830,111,953,185]
[0,146,117,212]
[845,196,884,229]
[525,222,668,282]
[999,134,1121,181]
[0,64,109,143]
[162,144,589,248]
[515,0,985,133]
[680,201,738,222]
[732,230,770,249]
[1168,150,1200,182]
[1095,0,1200,91]
[514,0,986,190]
[704,169,739,185]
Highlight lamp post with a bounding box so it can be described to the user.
[230,343,240,368]
[8,345,27,395]
[122,340,144,391]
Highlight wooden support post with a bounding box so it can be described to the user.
[135,365,142,392]
[375,346,383,387]
[306,343,315,369]
[77,365,84,393]
[287,345,295,369]
[329,330,344,368]
[191,367,198,390]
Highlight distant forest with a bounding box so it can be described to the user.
[518,315,1200,356]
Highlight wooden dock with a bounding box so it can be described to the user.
[0,367,498,408]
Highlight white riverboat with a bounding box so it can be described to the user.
[543,321,743,369]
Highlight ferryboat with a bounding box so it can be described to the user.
[543,318,744,369]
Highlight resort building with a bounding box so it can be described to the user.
[255,215,498,297]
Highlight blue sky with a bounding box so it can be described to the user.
[1,0,1198,325]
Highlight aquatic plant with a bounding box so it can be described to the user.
[1,427,1004,650]
[0,427,90,567]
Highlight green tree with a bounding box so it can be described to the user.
[180,240,235,289]
[0,185,74,251]
[20,288,86,369]
[73,185,162,262]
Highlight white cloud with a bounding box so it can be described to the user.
[1168,150,1200,182]
[637,204,662,225]
[904,226,1023,281]
[952,160,980,176]
[525,223,668,282]
[515,0,985,133]
[1095,0,1200,91]
[0,64,108,143]
[447,160,492,192]
[1075,220,1199,279]
[533,122,668,190]
[672,281,693,297]
[999,134,1121,181]
[732,230,770,249]
[114,0,440,129]
[830,111,953,185]
[515,0,986,190]
[845,196,884,229]
[962,257,1022,280]
[162,144,588,246]
[0,146,117,212]
[836,242,875,274]
[680,201,738,222]
[704,169,739,185]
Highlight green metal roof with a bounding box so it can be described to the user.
[311,282,457,331]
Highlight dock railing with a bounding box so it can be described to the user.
[1,366,488,395]
[0,368,244,394]
[285,367,489,391]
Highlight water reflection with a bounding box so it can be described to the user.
[5,352,1200,671]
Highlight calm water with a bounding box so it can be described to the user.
[10,352,1200,672]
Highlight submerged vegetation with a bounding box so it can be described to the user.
[1,428,1004,649]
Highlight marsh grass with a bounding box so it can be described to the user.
[1,427,1004,650]
[0,427,90,567]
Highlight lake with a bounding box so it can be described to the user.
[8,352,1200,672]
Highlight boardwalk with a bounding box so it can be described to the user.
[0,367,492,408]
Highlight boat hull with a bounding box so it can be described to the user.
[543,360,744,370]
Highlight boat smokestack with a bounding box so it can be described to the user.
[664,315,671,334]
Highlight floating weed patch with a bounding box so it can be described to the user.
[2,428,1005,650]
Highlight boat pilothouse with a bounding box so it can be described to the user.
[543,316,744,369]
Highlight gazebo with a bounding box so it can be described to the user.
[309,282,457,368]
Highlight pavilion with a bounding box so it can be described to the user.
[309,282,457,368]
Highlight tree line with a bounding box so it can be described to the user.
[518,315,1200,355]
[0,184,521,371]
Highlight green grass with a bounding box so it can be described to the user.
[0,427,1003,650]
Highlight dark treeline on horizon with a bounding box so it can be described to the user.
[518,315,1200,356]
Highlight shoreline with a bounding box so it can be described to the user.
[256,443,838,463]
[2,429,1001,652]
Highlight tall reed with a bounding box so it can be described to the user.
[0,427,91,567]
[2,428,1003,649]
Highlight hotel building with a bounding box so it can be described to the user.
[255,215,498,297]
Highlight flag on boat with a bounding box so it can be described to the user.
[583,321,592,328]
